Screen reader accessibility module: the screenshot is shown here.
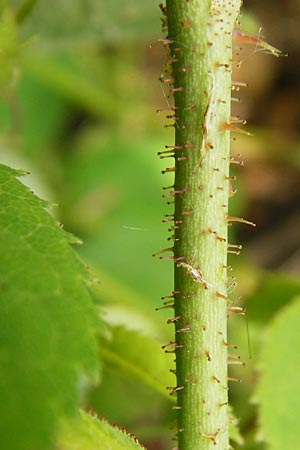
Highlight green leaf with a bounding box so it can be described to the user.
[0,164,102,450]
[256,296,300,450]
[229,405,244,446]
[58,410,145,450]
[99,326,174,401]
[17,0,160,45]
[247,272,300,325]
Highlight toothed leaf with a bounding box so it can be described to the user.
[58,410,145,450]
[256,297,300,450]
[0,164,101,450]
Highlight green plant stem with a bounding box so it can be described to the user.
[164,1,241,449]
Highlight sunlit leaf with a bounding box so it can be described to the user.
[0,164,102,450]
[256,297,300,450]
[58,410,145,450]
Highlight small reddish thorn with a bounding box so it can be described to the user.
[205,351,212,361]
[167,316,181,323]
[227,215,256,227]
[215,291,228,300]
[181,20,192,28]
[169,86,184,93]
[178,66,191,73]
[212,376,220,383]
[228,376,242,383]
[181,209,193,216]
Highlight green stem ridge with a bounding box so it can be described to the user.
[164,1,241,449]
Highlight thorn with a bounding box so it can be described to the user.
[156,304,174,311]
[165,144,183,150]
[228,306,245,315]
[230,116,247,125]
[201,429,220,445]
[167,315,181,323]
[212,376,220,383]
[221,122,253,136]
[167,57,179,64]
[163,188,188,198]
[227,250,240,255]
[181,209,193,216]
[178,66,191,72]
[169,86,184,93]
[215,291,228,300]
[156,107,176,113]
[167,385,185,394]
[181,20,193,28]
[162,341,183,350]
[215,235,226,242]
[228,185,236,200]
[205,351,212,361]
[149,38,175,48]
[176,156,188,161]
[228,376,242,383]
[230,156,244,166]
[152,247,174,257]
[232,80,248,88]
[233,29,284,57]
[172,405,182,410]
[159,76,175,84]
[227,215,256,227]
[176,324,191,333]
[162,167,176,174]
[223,341,238,349]
[228,360,245,366]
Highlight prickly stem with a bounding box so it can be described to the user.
[164,1,242,449]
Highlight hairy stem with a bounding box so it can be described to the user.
[164,1,241,449]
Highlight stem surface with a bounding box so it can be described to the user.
[164,1,241,449]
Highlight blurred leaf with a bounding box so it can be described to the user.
[15,0,38,24]
[22,53,118,120]
[256,296,300,450]
[0,164,102,450]
[229,405,244,446]
[61,131,173,309]
[247,272,300,324]
[17,71,70,154]
[0,8,19,86]
[58,410,145,450]
[99,326,174,401]
[16,0,160,45]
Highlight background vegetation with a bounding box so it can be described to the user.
[1,1,300,450]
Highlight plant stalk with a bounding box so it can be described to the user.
[164,1,241,449]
